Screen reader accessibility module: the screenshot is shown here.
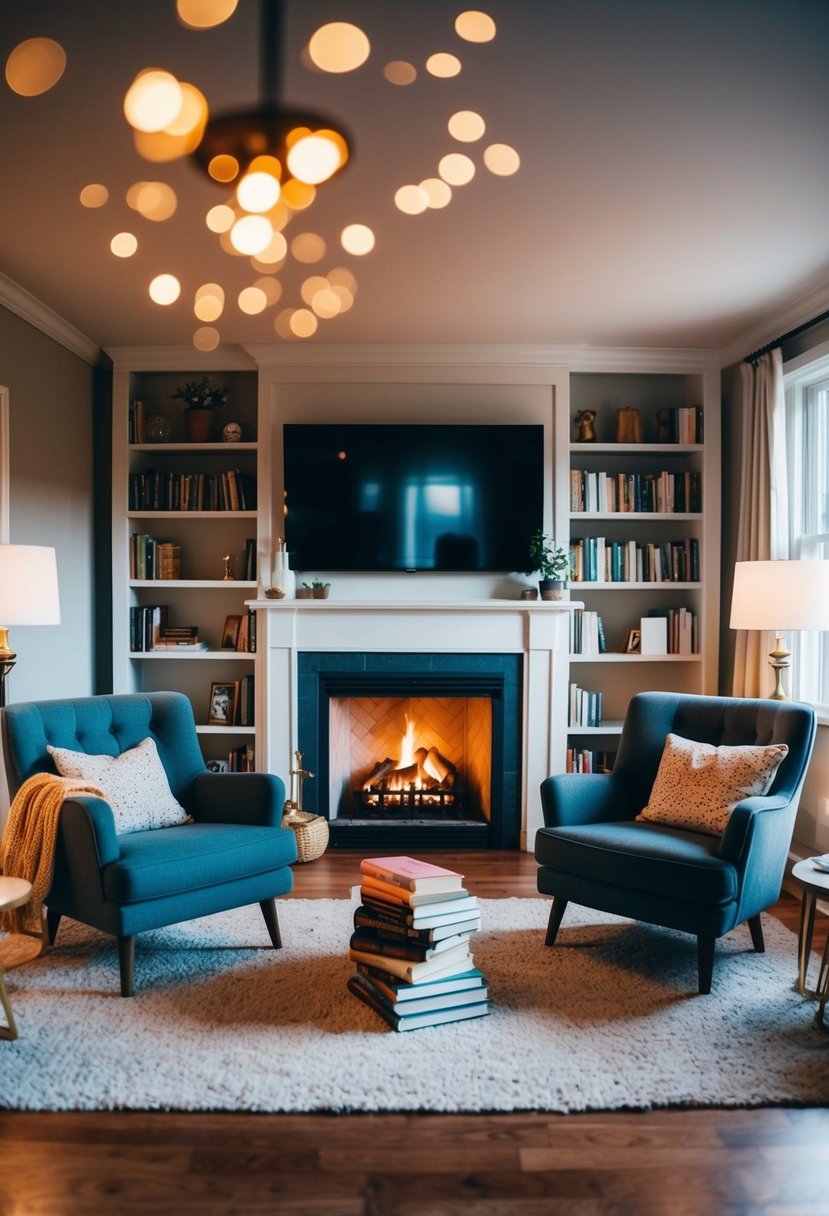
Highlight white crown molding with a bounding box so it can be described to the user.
[105,345,257,372]
[719,271,829,368]
[242,341,719,374]
[0,272,101,366]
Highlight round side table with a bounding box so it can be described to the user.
[790,859,829,1003]
[0,875,33,1040]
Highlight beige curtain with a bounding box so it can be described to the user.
[731,349,784,696]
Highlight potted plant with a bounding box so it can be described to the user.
[527,529,570,600]
[311,578,331,599]
[297,582,313,599]
[172,376,228,443]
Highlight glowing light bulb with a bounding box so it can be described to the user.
[230,215,274,255]
[124,69,183,133]
[286,131,346,185]
[237,171,281,213]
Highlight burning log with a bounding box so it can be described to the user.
[424,746,457,786]
[362,758,395,789]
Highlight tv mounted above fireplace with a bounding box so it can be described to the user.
[283,423,544,573]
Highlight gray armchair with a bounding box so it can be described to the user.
[1,691,297,995]
[536,692,816,993]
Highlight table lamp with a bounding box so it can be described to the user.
[729,559,829,700]
[0,544,61,707]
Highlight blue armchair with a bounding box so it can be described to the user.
[536,692,816,993]
[1,692,297,995]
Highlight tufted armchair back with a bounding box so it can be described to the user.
[1,691,206,803]
[604,691,817,823]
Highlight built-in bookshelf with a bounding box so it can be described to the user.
[111,358,261,769]
[564,367,721,772]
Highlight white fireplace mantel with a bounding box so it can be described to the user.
[249,599,575,850]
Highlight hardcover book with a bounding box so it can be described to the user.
[348,941,473,984]
[347,973,490,1032]
[360,875,471,908]
[359,855,465,896]
[349,928,472,963]
[356,962,487,1003]
[361,892,480,929]
[353,906,482,943]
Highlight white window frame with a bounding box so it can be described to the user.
[783,341,829,718]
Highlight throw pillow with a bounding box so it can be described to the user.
[638,732,789,835]
[47,737,189,834]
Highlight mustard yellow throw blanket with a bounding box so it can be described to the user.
[0,772,105,935]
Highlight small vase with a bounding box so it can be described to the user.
[272,538,296,599]
[539,579,565,601]
[184,408,214,443]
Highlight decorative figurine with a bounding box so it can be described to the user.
[222,553,234,581]
[575,409,597,442]
[222,421,242,443]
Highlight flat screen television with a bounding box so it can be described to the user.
[283,423,544,573]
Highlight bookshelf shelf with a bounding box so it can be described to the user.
[564,368,720,774]
[113,363,262,771]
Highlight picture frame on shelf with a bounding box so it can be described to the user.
[208,681,239,726]
[624,628,641,654]
[220,614,242,649]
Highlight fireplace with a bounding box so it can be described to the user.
[257,600,572,851]
[297,657,522,849]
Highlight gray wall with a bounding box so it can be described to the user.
[0,305,96,703]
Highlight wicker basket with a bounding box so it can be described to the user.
[280,809,329,863]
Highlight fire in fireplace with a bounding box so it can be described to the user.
[357,713,463,814]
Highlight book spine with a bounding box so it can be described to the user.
[349,930,447,963]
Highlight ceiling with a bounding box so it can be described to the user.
[1,0,829,359]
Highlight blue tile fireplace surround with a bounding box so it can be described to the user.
[297,652,523,849]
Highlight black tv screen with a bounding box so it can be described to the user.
[283,423,544,573]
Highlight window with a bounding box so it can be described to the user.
[783,343,829,711]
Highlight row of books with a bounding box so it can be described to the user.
[646,607,698,655]
[565,748,615,774]
[663,406,703,445]
[569,537,700,583]
[570,608,607,655]
[569,682,603,727]
[226,742,255,771]
[570,469,702,514]
[129,608,257,653]
[346,856,490,1033]
[129,468,256,512]
[129,534,257,583]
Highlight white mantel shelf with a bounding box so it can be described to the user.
[251,598,574,850]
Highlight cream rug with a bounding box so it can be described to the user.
[1,897,826,1112]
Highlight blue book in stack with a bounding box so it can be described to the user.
[346,855,490,1031]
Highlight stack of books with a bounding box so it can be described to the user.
[347,855,490,1032]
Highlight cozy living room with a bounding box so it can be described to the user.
[1,1,828,1212]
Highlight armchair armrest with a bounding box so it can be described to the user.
[59,796,120,867]
[718,794,792,866]
[540,772,628,828]
[187,771,286,827]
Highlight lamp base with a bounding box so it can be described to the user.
[768,632,791,701]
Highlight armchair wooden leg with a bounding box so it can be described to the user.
[118,936,135,997]
[46,907,62,945]
[545,897,569,947]
[747,914,765,954]
[697,935,715,994]
[259,898,282,949]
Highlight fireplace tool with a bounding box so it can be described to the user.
[280,749,329,862]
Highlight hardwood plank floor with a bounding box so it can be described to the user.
[1,850,826,1216]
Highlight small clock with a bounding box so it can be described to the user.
[222,422,242,443]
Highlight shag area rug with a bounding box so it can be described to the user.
[1,897,826,1113]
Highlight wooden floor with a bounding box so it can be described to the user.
[2,850,827,1216]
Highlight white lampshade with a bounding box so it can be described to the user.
[730,560,829,632]
[0,545,61,625]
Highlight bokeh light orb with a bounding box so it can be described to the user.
[341,223,375,255]
[455,11,497,42]
[308,22,370,73]
[5,38,66,97]
[149,274,181,305]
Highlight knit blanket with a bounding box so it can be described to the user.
[0,773,105,934]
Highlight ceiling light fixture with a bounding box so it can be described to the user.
[190,0,351,196]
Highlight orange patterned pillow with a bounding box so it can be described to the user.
[638,733,789,835]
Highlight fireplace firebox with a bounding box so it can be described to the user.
[296,654,522,849]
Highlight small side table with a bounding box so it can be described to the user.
[0,875,34,1040]
[790,859,829,1003]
